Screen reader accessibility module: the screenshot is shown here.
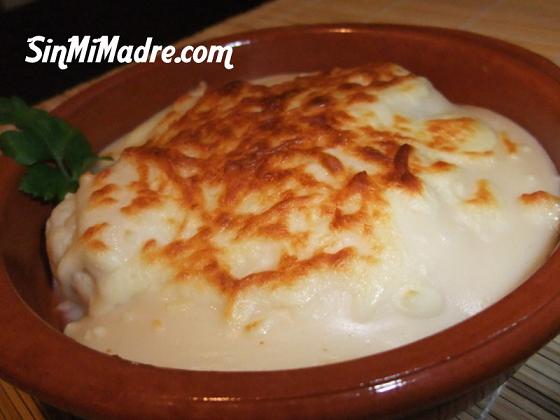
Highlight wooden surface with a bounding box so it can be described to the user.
[2,0,560,418]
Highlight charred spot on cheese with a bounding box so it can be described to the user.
[464,180,497,207]
[501,132,518,155]
[90,184,119,207]
[420,160,456,174]
[244,319,262,332]
[520,190,560,205]
[390,144,423,193]
[80,223,109,252]
[120,189,162,215]
[426,118,475,152]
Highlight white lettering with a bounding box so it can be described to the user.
[207,45,234,70]
[25,36,44,63]
[149,45,163,62]
[180,45,194,63]
[42,43,51,63]
[192,46,207,63]
[87,40,98,62]
[161,46,175,63]
[95,36,119,62]
[24,37,235,70]
[67,36,90,63]
[117,45,134,63]
[133,37,152,62]
[50,45,68,70]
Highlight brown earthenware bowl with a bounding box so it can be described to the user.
[1,24,560,419]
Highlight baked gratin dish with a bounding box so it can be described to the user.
[45,63,560,370]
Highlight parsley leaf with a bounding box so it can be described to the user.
[20,163,75,202]
[0,97,105,202]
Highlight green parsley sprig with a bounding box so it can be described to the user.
[0,97,105,202]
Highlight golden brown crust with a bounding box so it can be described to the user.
[464,180,497,207]
[419,160,457,174]
[520,190,560,205]
[80,223,109,252]
[501,133,518,155]
[84,63,495,299]
[390,144,423,193]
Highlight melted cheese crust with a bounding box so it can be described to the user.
[47,64,560,370]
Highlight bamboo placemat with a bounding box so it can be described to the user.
[2,0,560,418]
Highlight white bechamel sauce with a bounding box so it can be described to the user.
[46,67,560,371]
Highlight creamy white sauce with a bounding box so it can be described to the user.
[46,67,560,371]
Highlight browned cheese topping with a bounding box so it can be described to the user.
[80,64,530,303]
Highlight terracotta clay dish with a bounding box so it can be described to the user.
[1,24,560,419]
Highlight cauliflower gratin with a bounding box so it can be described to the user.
[46,63,560,370]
